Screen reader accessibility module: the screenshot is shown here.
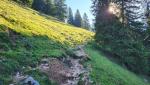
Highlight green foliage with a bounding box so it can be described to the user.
[32,0,45,12]
[54,0,67,21]
[74,9,82,27]
[12,0,33,6]
[44,0,56,16]
[0,25,65,84]
[0,26,10,44]
[95,19,150,75]
[32,0,56,16]
[92,0,150,76]
[25,70,57,85]
[85,45,149,85]
[82,13,91,30]
[67,7,74,25]
[0,1,94,84]
[0,26,11,51]
[0,0,94,46]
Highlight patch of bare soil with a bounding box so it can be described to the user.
[39,46,93,85]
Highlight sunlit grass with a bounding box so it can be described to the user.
[0,0,94,84]
[0,0,94,46]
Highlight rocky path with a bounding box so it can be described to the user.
[39,46,92,85]
[12,46,92,85]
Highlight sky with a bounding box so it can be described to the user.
[66,0,94,24]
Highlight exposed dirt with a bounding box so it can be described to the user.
[39,46,93,85]
[11,46,93,85]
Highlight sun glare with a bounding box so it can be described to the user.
[109,6,115,13]
[108,3,120,16]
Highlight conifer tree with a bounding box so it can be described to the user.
[74,9,82,27]
[92,0,150,75]
[67,7,74,25]
[32,0,56,16]
[12,0,33,6]
[44,0,56,16]
[32,0,45,12]
[54,0,67,21]
[82,13,90,30]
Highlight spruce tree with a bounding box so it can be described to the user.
[44,0,56,16]
[125,0,144,30]
[54,0,67,21]
[12,0,33,6]
[32,0,56,16]
[74,9,82,27]
[67,7,74,25]
[82,13,90,30]
[32,0,45,12]
[115,0,144,30]
[144,1,150,44]
[20,0,33,6]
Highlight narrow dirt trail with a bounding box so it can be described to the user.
[39,46,93,85]
[12,46,93,85]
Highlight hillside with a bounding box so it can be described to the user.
[0,0,149,85]
[0,0,94,84]
[0,0,94,46]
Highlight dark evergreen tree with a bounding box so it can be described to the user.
[82,13,90,30]
[20,0,33,5]
[67,7,74,25]
[74,9,82,27]
[32,0,56,16]
[115,0,144,30]
[92,0,150,75]
[32,0,45,12]
[144,1,150,45]
[12,0,33,6]
[44,0,56,16]
[54,0,67,21]
[125,0,144,30]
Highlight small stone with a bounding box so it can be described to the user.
[24,76,40,85]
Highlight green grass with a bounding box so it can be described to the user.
[0,0,94,84]
[1,0,147,85]
[0,25,66,84]
[24,70,58,85]
[0,0,94,46]
[85,45,150,85]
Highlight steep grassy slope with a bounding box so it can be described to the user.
[85,45,150,85]
[0,25,62,84]
[0,0,94,84]
[1,0,148,85]
[0,0,94,46]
